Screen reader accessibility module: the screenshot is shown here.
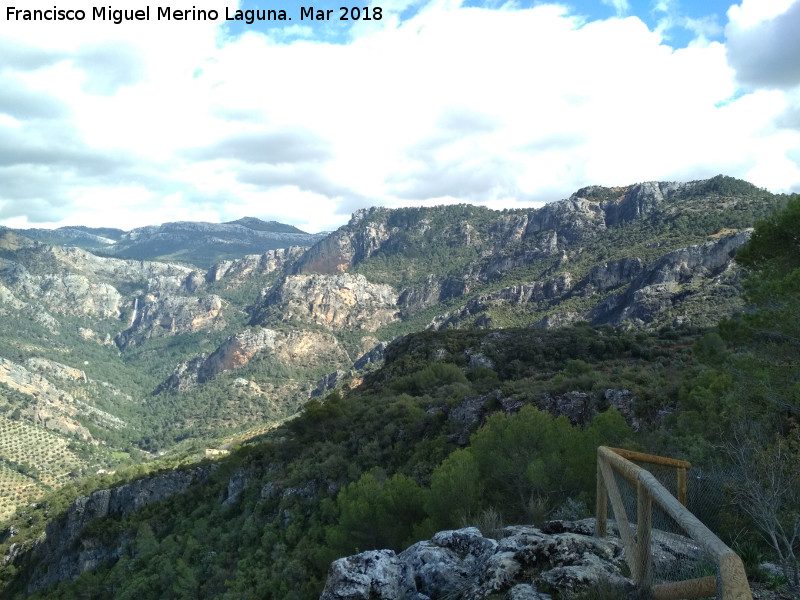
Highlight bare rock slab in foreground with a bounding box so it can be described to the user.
[320,520,633,600]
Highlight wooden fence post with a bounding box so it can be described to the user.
[677,466,687,507]
[636,480,653,590]
[596,459,607,537]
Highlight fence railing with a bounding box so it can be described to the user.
[596,446,752,600]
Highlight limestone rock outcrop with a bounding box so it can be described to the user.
[428,274,572,331]
[206,246,306,283]
[116,294,225,348]
[295,207,391,274]
[320,522,634,600]
[0,243,199,319]
[588,231,751,327]
[254,273,399,332]
[27,466,215,592]
[0,357,126,436]
[157,327,349,392]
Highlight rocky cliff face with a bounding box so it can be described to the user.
[294,208,391,274]
[24,466,215,592]
[157,327,350,392]
[429,274,574,330]
[588,231,751,327]
[205,246,306,284]
[115,294,226,348]
[0,357,127,435]
[0,242,204,321]
[2,358,92,438]
[283,177,768,336]
[253,273,399,332]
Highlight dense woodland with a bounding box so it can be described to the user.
[1,182,800,598]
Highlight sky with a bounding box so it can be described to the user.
[1,0,799,233]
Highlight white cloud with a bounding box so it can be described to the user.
[726,0,797,27]
[601,0,631,17]
[725,0,800,89]
[0,0,799,234]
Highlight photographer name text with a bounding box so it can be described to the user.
[5,5,383,24]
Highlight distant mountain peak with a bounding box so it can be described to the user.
[224,217,308,234]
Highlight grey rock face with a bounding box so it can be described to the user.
[222,469,247,506]
[429,274,572,331]
[256,273,398,332]
[531,312,582,329]
[320,522,634,600]
[525,198,606,244]
[398,275,469,314]
[537,391,593,426]
[116,294,225,348]
[311,341,390,398]
[320,550,418,600]
[205,246,305,283]
[0,244,202,320]
[296,207,391,274]
[602,181,690,226]
[157,327,348,393]
[311,370,347,398]
[30,466,215,591]
[576,258,644,295]
[589,231,751,326]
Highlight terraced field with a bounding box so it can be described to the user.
[0,464,41,522]
[0,416,84,522]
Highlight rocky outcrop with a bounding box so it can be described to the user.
[428,274,572,331]
[321,518,715,600]
[0,281,26,311]
[24,358,86,383]
[602,181,691,226]
[311,341,390,398]
[0,243,201,319]
[524,198,607,244]
[397,275,470,314]
[157,327,349,392]
[116,294,225,348]
[573,258,644,296]
[589,231,751,327]
[0,281,61,333]
[254,273,399,332]
[295,208,391,274]
[205,246,306,283]
[0,357,91,438]
[531,312,582,329]
[28,466,215,592]
[320,522,635,600]
[2,268,123,318]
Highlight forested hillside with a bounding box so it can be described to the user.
[2,176,800,598]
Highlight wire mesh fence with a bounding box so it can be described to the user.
[596,447,752,600]
[609,468,716,592]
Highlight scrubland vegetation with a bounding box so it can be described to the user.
[1,180,799,597]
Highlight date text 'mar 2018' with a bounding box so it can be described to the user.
[300,6,383,20]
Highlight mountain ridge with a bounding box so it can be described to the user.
[2,174,798,598]
[0,174,792,519]
[8,217,326,269]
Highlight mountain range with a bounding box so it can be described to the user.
[0,174,796,598]
[11,217,327,268]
